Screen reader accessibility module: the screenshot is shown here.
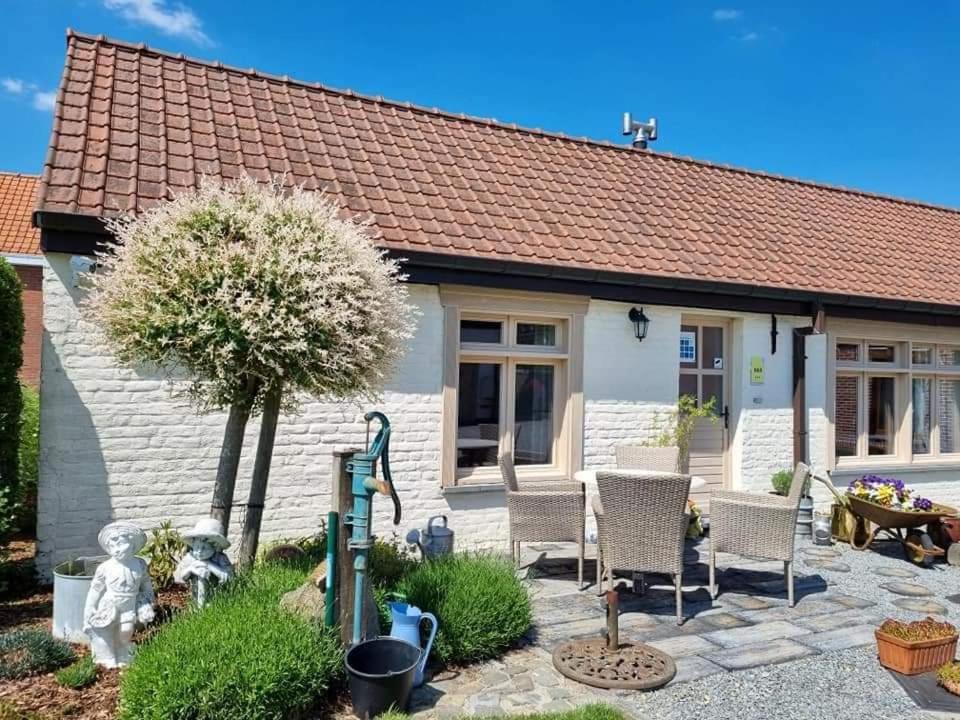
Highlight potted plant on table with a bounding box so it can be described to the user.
[770,469,814,537]
[876,617,958,675]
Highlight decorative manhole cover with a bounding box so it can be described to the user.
[873,566,919,579]
[881,582,934,597]
[552,638,676,690]
[893,598,948,615]
[801,547,841,558]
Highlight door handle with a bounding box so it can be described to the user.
[722,405,730,430]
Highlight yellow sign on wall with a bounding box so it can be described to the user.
[750,356,765,385]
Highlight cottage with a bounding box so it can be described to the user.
[32,31,960,573]
[1,172,43,386]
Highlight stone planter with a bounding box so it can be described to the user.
[53,556,108,643]
[876,629,959,675]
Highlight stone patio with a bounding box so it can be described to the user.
[410,536,960,719]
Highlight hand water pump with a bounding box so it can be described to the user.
[344,411,401,645]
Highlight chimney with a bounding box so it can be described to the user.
[622,113,658,149]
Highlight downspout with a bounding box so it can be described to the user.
[792,305,825,467]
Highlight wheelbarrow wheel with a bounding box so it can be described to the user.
[904,531,935,567]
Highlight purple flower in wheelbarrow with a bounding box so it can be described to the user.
[913,496,934,511]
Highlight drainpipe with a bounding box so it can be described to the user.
[792,305,825,467]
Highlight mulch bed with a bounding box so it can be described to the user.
[0,539,188,719]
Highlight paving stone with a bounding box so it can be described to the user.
[704,620,811,648]
[541,700,575,713]
[703,637,819,671]
[717,593,777,611]
[823,592,876,609]
[735,598,843,624]
[881,581,934,597]
[801,546,843,558]
[893,598,949,615]
[796,624,877,652]
[647,633,723,657]
[617,611,661,630]
[537,617,607,641]
[670,654,727,684]
[872,565,919,578]
[482,670,511,687]
[803,558,852,572]
[698,611,753,630]
[794,608,882,633]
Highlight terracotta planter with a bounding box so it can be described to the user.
[876,629,959,675]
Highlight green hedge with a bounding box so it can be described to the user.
[0,259,23,502]
[119,561,342,720]
[397,553,531,665]
[14,383,38,532]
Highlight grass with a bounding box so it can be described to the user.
[0,628,76,680]
[55,655,98,689]
[377,704,624,720]
[119,559,342,720]
[396,553,531,665]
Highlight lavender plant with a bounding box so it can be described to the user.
[86,176,416,567]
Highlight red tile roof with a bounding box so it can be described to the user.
[0,172,40,256]
[37,31,960,306]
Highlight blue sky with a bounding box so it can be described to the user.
[2,1,959,207]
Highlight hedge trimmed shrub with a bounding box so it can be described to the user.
[0,259,23,502]
[119,561,342,720]
[0,628,76,679]
[397,553,531,665]
[14,383,38,533]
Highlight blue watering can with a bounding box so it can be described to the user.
[388,601,437,687]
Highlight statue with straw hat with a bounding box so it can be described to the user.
[174,518,234,608]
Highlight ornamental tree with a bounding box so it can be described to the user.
[87,176,415,568]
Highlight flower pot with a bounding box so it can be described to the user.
[53,556,108,643]
[876,629,959,675]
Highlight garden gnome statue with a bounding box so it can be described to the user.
[83,521,155,668]
[174,518,234,608]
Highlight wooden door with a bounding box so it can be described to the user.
[678,319,729,513]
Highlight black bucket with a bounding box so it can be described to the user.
[345,637,422,719]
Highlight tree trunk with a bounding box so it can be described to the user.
[209,401,252,535]
[237,387,282,570]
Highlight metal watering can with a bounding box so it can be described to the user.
[406,515,455,559]
[388,601,437,687]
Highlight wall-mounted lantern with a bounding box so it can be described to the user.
[628,307,650,342]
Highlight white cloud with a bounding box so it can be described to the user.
[712,9,742,21]
[2,78,24,94]
[740,31,760,42]
[102,0,210,44]
[32,91,57,112]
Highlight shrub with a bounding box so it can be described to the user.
[771,469,793,496]
[879,617,956,641]
[55,655,97,689]
[369,535,417,589]
[0,259,23,501]
[139,520,187,591]
[119,560,342,720]
[14,383,38,533]
[0,628,76,679]
[397,553,531,665]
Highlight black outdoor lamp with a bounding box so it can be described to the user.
[628,307,650,342]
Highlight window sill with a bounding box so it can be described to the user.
[832,460,960,476]
[441,483,505,496]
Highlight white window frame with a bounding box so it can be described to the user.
[440,286,587,488]
[830,329,960,468]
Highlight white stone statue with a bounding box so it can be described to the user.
[83,521,155,668]
[174,518,234,608]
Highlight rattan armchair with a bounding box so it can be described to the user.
[593,470,691,624]
[708,462,811,607]
[615,445,680,472]
[499,454,585,588]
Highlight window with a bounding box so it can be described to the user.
[441,288,587,487]
[834,337,960,464]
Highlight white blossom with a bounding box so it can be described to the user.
[86,176,417,412]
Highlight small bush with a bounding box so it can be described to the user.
[771,469,793,496]
[369,535,416,589]
[397,553,531,665]
[14,383,38,533]
[119,561,342,720]
[139,520,187,590]
[0,628,76,679]
[55,655,97,689]
[0,700,45,720]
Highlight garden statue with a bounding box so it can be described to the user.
[174,518,234,607]
[83,521,156,668]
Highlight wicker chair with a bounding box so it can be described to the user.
[708,462,811,607]
[615,445,680,472]
[499,454,585,588]
[593,470,691,624]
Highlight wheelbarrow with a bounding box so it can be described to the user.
[811,473,958,566]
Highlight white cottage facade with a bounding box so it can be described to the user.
[31,32,960,574]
